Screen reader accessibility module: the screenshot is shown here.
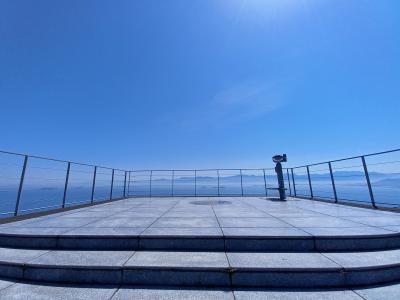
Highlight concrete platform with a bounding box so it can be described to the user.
[0,197,400,251]
[1,197,400,289]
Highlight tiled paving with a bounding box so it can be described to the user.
[0,277,399,299]
[1,196,399,237]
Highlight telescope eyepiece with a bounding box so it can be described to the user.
[272,154,287,163]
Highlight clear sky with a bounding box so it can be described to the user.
[0,0,399,170]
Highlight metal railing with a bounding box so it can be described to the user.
[0,150,279,218]
[286,149,400,208]
[126,168,278,198]
[0,150,129,217]
[2,147,399,218]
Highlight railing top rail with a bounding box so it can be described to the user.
[0,150,127,172]
[130,167,274,173]
[289,148,400,169]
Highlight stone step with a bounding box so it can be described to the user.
[1,277,400,299]
[1,247,400,288]
[1,231,400,251]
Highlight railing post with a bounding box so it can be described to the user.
[171,170,174,197]
[123,171,127,198]
[110,169,115,200]
[240,169,244,196]
[291,168,297,197]
[127,171,131,197]
[217,170,220,197]
[149,170,153,197]
[361,156,376,208]
[306,166,313,198]
[62,162,71,208]
[194,170,197,196]
[91,166,97,203]
[263,169,268,197]
[14,155,28,216]
[328,162,338,203]
[286,169,292,196]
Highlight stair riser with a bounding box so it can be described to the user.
[2,236,400,251]
[2,263,400,288]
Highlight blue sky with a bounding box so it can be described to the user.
[0,0,399,170]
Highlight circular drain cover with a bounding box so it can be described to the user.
[190,200,232,206]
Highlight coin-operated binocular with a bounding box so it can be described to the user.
[272,154,287,201]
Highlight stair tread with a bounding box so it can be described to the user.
[1,247,400,271]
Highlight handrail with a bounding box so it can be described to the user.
[290,148,400,169]
[0,150,127,171]
[0,149,280,218]
[286,148,400,209]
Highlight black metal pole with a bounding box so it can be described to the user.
[62,162,71,208]
[171,170,174,197]
[127,171,131,197]
[91,166,97,203]
[306,166,313,198]
[286,169,292,196]
[361,156,376,208]
[194,170,197,196]
[149,170,153,197]
[240,169,243,196]
[217,170,220,196]
[123,171,127,198]
[263,169,268,197]
[291,168,297,197]
[328,162,338,203]
[110,169,115,200]
[14,155,28,216]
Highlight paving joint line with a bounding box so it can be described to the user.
[107,284,121,300]
[241,197,314,236]
[137,197,180,249]
[290,199,390,230]
[351,288,369,300]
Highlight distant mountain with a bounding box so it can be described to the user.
[373,178,400,187]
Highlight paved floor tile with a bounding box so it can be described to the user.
[59,211,119,218]
[0,227,73,235]
[63,227,146,236]
[382,225,400,232]
[227,252,341,269]
[354,282,400,299]
[281,217,367,228]
[213,209,268,218]
[344,216,400,227]
[22,218,101,228]
[300,226,395,236]
[150,217,220,228]
[113,287,234,299]
[218,217,291,228]
[141,227,223,236]
[0,279,15,291]
[84,217,157,228]
[0,282,117,300]
[233,289,361,299]
[0,248,48,264]
[323,249,400,268]
[222,227,310,237]
[29,250,134,267]
[125,251,229,269]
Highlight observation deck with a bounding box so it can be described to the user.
[0,149,400,298]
